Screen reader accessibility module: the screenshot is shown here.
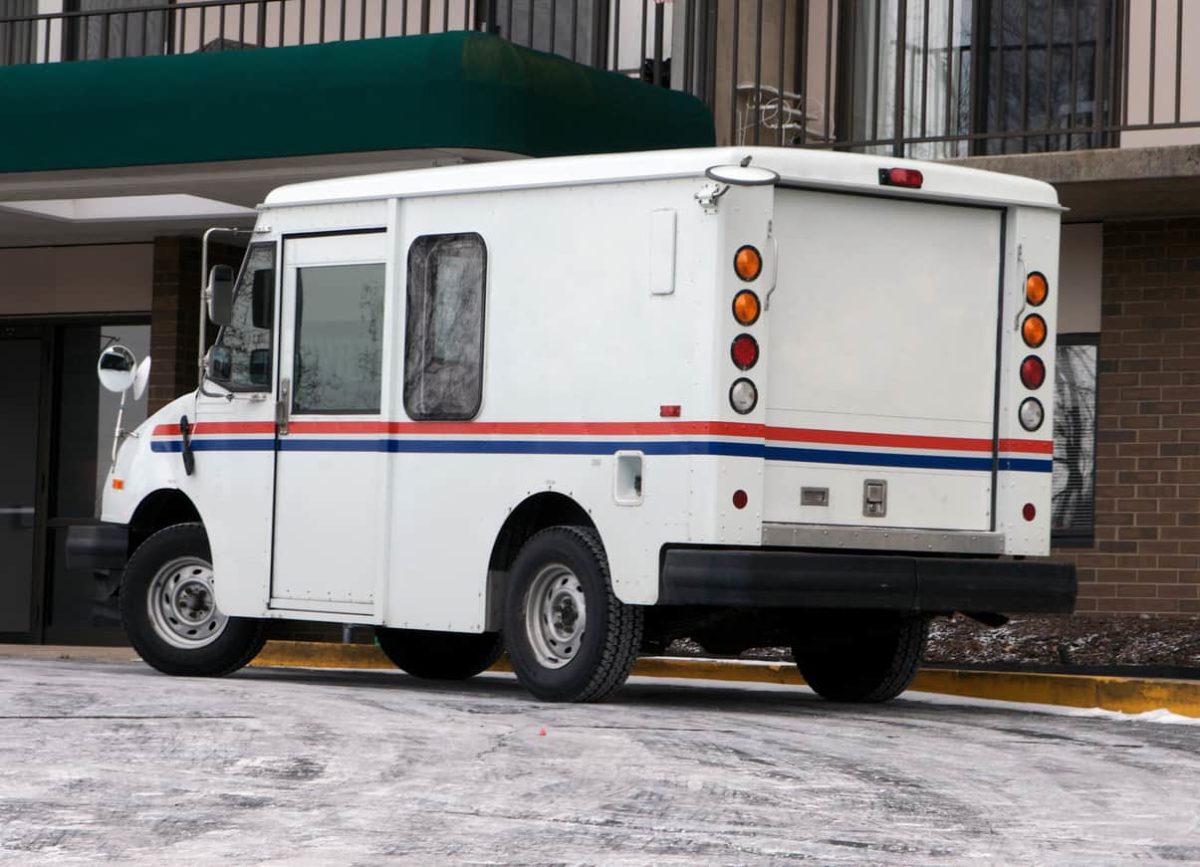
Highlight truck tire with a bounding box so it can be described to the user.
[376,628,503,680]
[792,615,928,703]
[503,526,643,702]
[120,523,266,677]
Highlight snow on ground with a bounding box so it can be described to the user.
[1,658,1198,865]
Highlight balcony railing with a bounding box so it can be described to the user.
[0,0,671,83]
[2,0,1198,156]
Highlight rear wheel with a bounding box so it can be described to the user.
[503,526,642,702]
[792,613,928,703]
[375,628,503,680]
[120,523,265,677]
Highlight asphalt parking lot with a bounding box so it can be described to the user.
[1,656,1198,865]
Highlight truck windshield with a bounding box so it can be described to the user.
[210,243,276,391]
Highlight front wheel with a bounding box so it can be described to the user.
[120,523,265,677]
[376,628,503,680]
[792,614,928,703]
[503,526,643,702]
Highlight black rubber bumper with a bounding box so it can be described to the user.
[659,547,1077,614]
[65,523,130,572]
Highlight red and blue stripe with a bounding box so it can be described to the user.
[150,421,1053,473]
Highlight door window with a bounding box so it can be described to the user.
[404,233,487,421]
[292,263,386,415]
[210,243,276,392]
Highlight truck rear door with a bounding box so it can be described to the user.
[764,189,1004,533]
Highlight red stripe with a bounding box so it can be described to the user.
[286,420,764,437]
[152,422,276,436]
[764,426,994,453]
[150,419,1052,454]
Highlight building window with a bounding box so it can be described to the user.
[1052,333,1098,545]
[841,0,1114,157]
[404,233,487,421]
[292,263,386,415]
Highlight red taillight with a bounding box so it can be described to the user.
[732,489,748,509]
[659,404,681,418]
[879,167,924,189]
[731,334,759,370]
[1020,355,1046,390]
[1022,503,1037,522]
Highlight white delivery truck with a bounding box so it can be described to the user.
[68,147,1075,703]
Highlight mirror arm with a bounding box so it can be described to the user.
[110,389,127,467]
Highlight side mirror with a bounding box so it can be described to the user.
[249,348,272,386]
[251,268,275,329]
[207,264,235,326]
[97,344,137,393]
[209,345,232,381]
[132,356,152,400]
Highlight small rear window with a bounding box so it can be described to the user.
[404,233,487,420]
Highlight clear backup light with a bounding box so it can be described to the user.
[729,378,758,414]
[1019,397,1044,431]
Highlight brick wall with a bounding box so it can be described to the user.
[1058,217,1200,614]
[149,237,245,412]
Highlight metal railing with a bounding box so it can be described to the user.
[682,0,1200,156]
[2,0,1198,156]
[0,0,671,83]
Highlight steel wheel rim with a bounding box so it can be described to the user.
[524,563,587,670]
[146,556,228,649]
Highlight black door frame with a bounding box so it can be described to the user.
[0,322,54,644]
[0,313,150,645]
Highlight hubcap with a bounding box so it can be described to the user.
[524,563,587,669]
[146,557,228,649]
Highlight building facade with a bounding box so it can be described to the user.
[0,0,1195,644]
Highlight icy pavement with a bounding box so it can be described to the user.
[1,658,1197,865]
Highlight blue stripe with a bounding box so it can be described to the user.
[764,445,995,472]
[152,439,275,453]
[151,437,1052,473]
[999,457,1054,473]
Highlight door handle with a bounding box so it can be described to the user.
[277,378,290,436]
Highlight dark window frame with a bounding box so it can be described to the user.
[1051,331,1099,548]
[209,241,277,394]
[403,232,488,422]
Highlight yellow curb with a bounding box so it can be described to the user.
[250,640,1200,718]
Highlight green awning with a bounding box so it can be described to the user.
[0,32,714,173]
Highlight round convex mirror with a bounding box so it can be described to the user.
[97,344,137,394]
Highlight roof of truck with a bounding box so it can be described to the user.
[263,146,1061,212]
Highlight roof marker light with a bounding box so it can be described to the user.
[879,167,924,189]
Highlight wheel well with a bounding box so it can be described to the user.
[484,492,595,629]
[128,489,202,555]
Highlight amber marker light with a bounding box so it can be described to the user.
[1026,272,1048,306]
[733,290,761,325]
[734,245,763,281]
[1022,314,1047,348]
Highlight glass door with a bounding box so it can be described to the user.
[0,327,49,641]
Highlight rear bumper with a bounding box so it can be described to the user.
[65,522,129,572]
[659,546,1076,614]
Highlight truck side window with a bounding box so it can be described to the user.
[293,263,386,414]
[210,243,276,391]
[404,233,486,420]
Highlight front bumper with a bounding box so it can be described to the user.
[65,522,130,572]
[659,546,1076,614]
